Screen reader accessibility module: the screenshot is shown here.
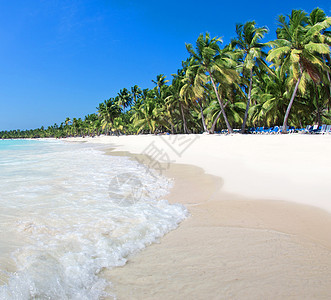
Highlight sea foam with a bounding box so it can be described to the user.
[0,140,188,299]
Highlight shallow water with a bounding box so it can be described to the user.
[0,139,187,299]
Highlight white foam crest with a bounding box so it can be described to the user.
[0,141,188,299]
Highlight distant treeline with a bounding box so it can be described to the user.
[1,8,331,139]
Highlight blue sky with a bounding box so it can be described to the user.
[0,0,330,131]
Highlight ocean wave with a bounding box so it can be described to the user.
[0,140,188,299]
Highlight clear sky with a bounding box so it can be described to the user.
[0,0,330,131]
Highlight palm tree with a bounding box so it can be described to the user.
[267,9,331,133]
[185,33,238,133]
[180,59,209,132]
[251,67,289,126]
[307,8,331,115]
[131,85,142,105]
[152,74,169,96]
[117,88,132,111]
[97,98,121,134]
[231,21,268,133]
[131,93,167,134]
[65,117,71,126]
[84,113,99,136]
[165,68,191,133]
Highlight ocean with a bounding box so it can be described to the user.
[0,139,187,299]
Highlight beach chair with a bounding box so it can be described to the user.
[264,127,273,134]
[303,125,312,133]
[288,126,295,133]
[297,127,306,133]
[326,125,331,134]
[311,125,320,134]
[264,127,272,134]
[270,126,279,134]
[251,127,258,134]
[256,127,262,134]
[306,125,315,133]
[318,124,327,134]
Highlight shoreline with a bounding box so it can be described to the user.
[65,134,331,213]
[105,148,331,249]
[64,135,331,299]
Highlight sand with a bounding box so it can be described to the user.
[66,134,331,299]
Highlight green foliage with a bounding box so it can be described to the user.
[1,7,330,139]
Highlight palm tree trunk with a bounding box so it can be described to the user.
[326,70,331,112]
[282,69,303,134]
[208,73,233,133]
[171,123,175,134]
[241,68,253,133]
[198,101,208,133]
[322,55,331,106]
[315,85,321,127]
[210,110,223,133]
[326,66,331,93]
[180,103,189,134]
[210,102,229,133]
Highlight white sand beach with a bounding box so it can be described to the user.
[70,134,331,211]
[66,134,331,299]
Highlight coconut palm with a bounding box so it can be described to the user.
[307,8,331,114]
[117,88,132,111]
[267,9,331,133]
[97,98,121,134]
[131,95,167,134]
[152,74,169,96]
[231,21,268,133]
[185,33,239,133]
[180,59,209,132]
[131,85,142,105]
[165,68,192,133]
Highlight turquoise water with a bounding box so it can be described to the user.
[0,139,40,149]
[0,139,187,299]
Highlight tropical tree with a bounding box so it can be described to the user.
[131,85,142,105]
[165,67,191,133]
[97,98,121,134]
[185,33,238,133]
[117,88,132,111]
[267,9,331,133]
[152,74,169,96]
[231,21,268,133]
[131,91,168,134]
[308,8,331,114]
[180,59,209,132]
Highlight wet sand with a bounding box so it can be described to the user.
[65,135,331,299]
[102,161,331,300]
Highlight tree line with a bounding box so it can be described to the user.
[1,8,330,139]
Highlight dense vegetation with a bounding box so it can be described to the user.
[1,8,331,139]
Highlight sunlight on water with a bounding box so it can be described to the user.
[0,140,187,299]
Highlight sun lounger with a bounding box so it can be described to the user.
[288,126,295,133]
[303,125,312,133]
[306,125,315,133]
[298,127,306,133]
[318,124,327,134]
[270,126,279,134]
[311,125,320,134]
[263,127,272,134]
